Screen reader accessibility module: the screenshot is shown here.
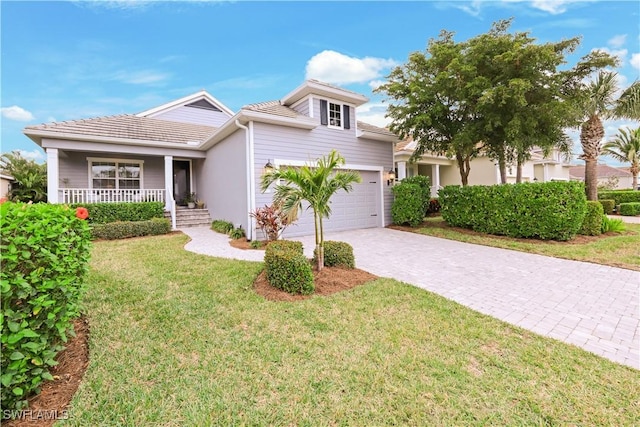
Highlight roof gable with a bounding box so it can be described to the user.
[281,80,368,107]
[136,90,234,118]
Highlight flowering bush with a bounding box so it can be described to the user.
[75,206,89,220]
[250,204,292,241]
[1,203,91,412]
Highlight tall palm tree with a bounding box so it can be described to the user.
[577,72,640,200]
[260,150,361,270]
[602,127,640,190]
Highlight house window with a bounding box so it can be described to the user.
[319,100,351,130]
[90,160,142,189]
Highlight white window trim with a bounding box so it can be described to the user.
[327,101,343,130]
[87,157,145,189]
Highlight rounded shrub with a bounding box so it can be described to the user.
[598,190,640,206]
[267,240,303,254]
[401,175,431,214]
[264,241,313,295]
[391,182,424,227]
[598,199,615,215]
[313,241,355,268]
[579,201,604,236]
[1,202,91,411]
[71,202,164,224]
[90,218,171,240]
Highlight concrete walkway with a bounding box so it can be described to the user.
[181,226,640,369]
[608,214,640,224]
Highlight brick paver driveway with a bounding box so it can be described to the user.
[182,226,639,369]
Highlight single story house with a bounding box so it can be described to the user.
[0,172,14,198]
[24,80,397,239]
[569,164,637,190]
[394,139,571,196]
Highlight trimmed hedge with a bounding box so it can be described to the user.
[90,218,171,240]
[391,183,424,227]
[439,182,587,241]
[1,203,91,411]
[401,176,431,214]
[71,202,164,224]
[619,202,640,216]
[264,240,313,295]
[598,190,640,206]
[313,241,355,268]
[599,199,615,215]
[579,201,603,236]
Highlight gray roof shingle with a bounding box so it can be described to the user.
[241,101,299,118]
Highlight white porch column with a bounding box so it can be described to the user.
[164,155,174,208]
[397,161,407,180]
[431,164,440,197]
[543,164,549,182]
[46,148,59,203]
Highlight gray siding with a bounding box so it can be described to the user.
[152,105,231,127]
[291,98,310,116]
[197,129,248,229]
[58,150,165,189]
[252,114,394,234]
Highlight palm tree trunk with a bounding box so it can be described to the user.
[585,159,599,200]
[318,216,325,271]
[313,210,323,271]
[631,165,639,191]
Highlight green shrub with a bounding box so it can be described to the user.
[71,202,164,224]
[401,176,431,214]
[391,183,424,227]
[439,182,587,241]
[601,216,626,233]
[229,227,245,239]
[579,201,604,236]
[267,240,303,254]
[90,218,171,240]
[211,219,234,234]
[264,241,314,295]
[1,203,91,411]
[619,202,640,216]
[598,190,640,206]
[599,199,615,215]
[313,241,355,268]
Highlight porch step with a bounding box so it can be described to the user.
[165,208,212,228]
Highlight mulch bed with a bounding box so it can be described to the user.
[254,267,378,301]
[4,318,90,427]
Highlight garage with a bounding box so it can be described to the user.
[282,170,382,237]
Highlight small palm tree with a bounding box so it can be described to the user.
[577,72,640,200]
[603,127,640,190]
[260,150,361,270]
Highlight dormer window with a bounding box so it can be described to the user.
[320,99,351,130]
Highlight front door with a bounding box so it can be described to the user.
[173,160,191,205]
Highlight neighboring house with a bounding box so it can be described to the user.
[569,164,636,190]
[394,139,571,196]
[23,80,396,239]
[0,173,14,198]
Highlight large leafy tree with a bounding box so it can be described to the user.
[0,151,47,202]
[575,72,640,199]
[260,150,361,270]
[602,127,640,190]
[377,19,616,185]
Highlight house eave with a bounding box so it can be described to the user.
[136,90,235,117]
[356,130,398,142]
[200,110,318,150]
[281,81,368,107]
[23,129,205,151]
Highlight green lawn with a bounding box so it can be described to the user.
[58,234,640,426]
[412,217,640,271]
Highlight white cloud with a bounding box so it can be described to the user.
[631,53,640,71]
[305,50,397,85]
[530,0,576,14]
[16,149,45,162]
[1,106,35,122]
[356,103,391,128]
[608,34,627,48]
[368,80,386,90]
[111,70,171,85]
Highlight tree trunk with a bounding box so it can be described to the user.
[516,161,523,183]
[318,215,325,271]
[456,155,471,186]
[313,210,323,271]
[498,157,507,184]
[631,165,639,190]
[584,158,599,200]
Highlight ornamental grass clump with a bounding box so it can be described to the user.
[1,202,91,412]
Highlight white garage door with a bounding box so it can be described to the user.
[283,170,382,237]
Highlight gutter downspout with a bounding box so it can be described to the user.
[236,120,255,241]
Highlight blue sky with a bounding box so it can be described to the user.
[1,0,639,165]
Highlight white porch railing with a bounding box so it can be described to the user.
[59,189,165,204]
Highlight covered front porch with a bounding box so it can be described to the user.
[46,147,206,230]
